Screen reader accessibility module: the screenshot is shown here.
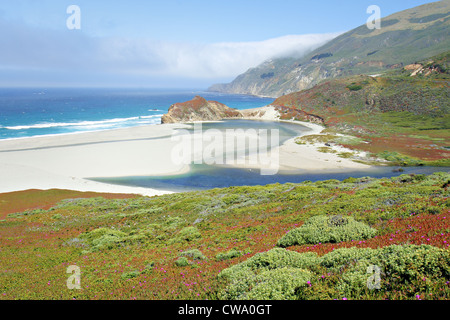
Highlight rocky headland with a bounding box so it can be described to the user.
[161,95,324,125]
[161,96,242,124]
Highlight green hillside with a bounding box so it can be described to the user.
[271,51,450,166]
[1,172,449,300]
[209,1,450,97]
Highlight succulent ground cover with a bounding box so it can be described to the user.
[0,172,449,300]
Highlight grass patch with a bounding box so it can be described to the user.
[295,134,337,145]
[277,215,377,247]
[317,146,337,154]
[338,152,355,159]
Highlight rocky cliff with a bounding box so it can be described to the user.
[161,96,242,123]
[161,95,325,125]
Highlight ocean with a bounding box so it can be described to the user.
[0,87,274,140]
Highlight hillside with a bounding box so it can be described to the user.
[209,1,450,97]
[0,172,449,300]
[270,51,450,166]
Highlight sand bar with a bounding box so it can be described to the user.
[219,106,372,173]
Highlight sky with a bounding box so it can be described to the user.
[0,0,440,88]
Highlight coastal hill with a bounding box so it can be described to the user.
[209,1,450,97]
[161,95,325,124]
[161,95,242,123]
[270,51,450,165]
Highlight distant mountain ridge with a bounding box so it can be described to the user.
[209,1,450,97]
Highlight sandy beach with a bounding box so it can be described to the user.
[223,106,372,173]
[0,106,371,195]
[0,124,190,196]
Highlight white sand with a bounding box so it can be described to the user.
[274,119,371,172]
[0,124,190,196]
[241,105,281,121]
[222,106,372,173]
[0,106,372,195]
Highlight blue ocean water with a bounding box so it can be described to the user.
[0,88,274,140]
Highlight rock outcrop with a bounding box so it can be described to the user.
[161,95,325,125]
[161,96,243,124]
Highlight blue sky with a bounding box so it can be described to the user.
[0,0,440,88]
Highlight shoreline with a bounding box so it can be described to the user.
[216,107,373,173]
[0,107,373,196]
[0,124,190,196]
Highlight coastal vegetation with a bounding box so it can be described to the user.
[276,215,377,247]
[0,172,449,300]
[272,51,450,166]
[1,0,448,304]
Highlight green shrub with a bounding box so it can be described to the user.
[248,268,311,300]
[376,245,450,280]
[170,226,202,243]
[222,194,242,205]
[220,267,312,300]
[175,257,190,267]
[121,271,140,280]
[338,152,355,159]
[219,245,450,300]
[320,247,378,270]
[141,261,155,274]
[427,206,441,215]
[394,173,427,183]
[330,245,450,297]
[218,248,315,300]
[218,269,256,299]
[218,248,318,281]
[8,209,48,218]
[277,215,377,247]
[179,249,206,260]
[347,84,363,91]
[79,227,128,252]
[246,248,318,271]
[216,249,243,261]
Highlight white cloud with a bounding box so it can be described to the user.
[0,17,340,85]
[99,33,340,79]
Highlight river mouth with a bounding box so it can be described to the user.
[91,164,449,193]
[88,120,449,192]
